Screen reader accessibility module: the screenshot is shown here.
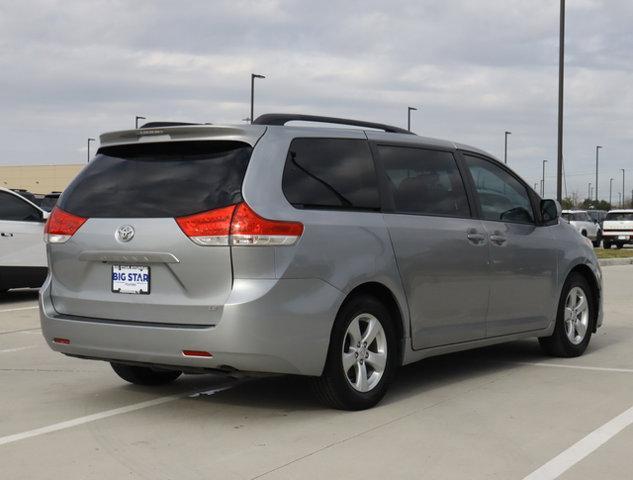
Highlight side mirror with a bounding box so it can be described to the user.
[540,199,561,224]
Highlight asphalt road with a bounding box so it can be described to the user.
[1,266,632,479]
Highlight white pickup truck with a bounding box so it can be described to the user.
[602,210,633,249]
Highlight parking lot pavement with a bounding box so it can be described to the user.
[1,267,632,480]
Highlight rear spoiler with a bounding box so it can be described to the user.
[99,125,267,148]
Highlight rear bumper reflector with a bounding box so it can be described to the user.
[53,337,71,345]
[182,350,213,357]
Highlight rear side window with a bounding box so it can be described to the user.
[282,138,380,210]
[59,141,252,218]
[0,191,41,221]
[377,146,470,217]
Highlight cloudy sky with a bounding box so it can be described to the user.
[1,0,632,200]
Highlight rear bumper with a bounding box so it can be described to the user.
[602,232,633,241]
[39,276,343,376]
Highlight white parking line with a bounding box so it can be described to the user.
[0,306,38,314]
[0,381,240,447]
[522,405,633,480]
[513,362,633,374]
[0,346,37,354]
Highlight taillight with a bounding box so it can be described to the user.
[230,202,303,246]
[44,207,87,244]
[175,204,237,246]
[175,202,303,247]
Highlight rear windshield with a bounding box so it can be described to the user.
[59,141,252,218]
[606,212,633,221]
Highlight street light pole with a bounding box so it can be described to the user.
[588,183,591,201]
[87,138,95,163]
[556,0,566,202]
[542,160,548,196]
[504,131,512,164]
[250,73,266,124]
[407,107,418,132]
[595,145,602,201]
[622,169,626,207]
[135,116,146,129]
[609,178,614,207]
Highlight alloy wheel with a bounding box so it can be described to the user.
[564,286,590,345]
[342,313,388,392]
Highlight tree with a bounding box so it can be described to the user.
[561,197,575,209]
[579,199,611,211]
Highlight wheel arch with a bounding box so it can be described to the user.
[566,264,601,333]
[338,282,407,366]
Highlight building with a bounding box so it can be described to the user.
[0,164,84,193]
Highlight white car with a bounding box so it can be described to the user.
[602,209,633,249]
[561,210,601,247]
[0,187,49,293]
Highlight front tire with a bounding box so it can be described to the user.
[539,273,594,357]
[111,363,182,386]
[313,295,398,410]
[603,240,612,249]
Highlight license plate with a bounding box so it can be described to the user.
[618,235,629,240]
[112,265,150,295]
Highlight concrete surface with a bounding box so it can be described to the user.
[1,266,632,479]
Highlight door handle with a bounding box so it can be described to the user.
[490,234,507,245]
[467,229,486,245]
[0,232,14,237]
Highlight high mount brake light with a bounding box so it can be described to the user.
[176,202,303,246]
[44,207,87,244]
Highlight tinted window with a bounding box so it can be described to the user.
[464,155,534,224]
[606,212,633,221]
[378,146,470,217]
[59,141,252,218]
[0,192,41,221]
[282,138,380,210]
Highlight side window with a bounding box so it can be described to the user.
[282,138,380,210]
[464,155,535,225]
[0,192,42,222]
[378,146,470,217]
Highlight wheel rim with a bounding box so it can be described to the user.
[342,313,387,393]
[564,286,590,345]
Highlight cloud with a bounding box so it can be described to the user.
[1,0,632,199]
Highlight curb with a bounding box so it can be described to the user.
[598,258,633,266]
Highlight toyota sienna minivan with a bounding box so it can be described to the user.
[40,114,603,410]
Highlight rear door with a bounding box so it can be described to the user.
[461,153,557,336]
[375,145,490,349]
[49,140,255,325]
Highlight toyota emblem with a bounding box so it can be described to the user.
[115,225,135,242]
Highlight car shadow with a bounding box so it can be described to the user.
[0,288,39,304]
[177,338,605,412]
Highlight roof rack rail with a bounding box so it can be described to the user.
[253,114,413,135]
[139,122,208,129]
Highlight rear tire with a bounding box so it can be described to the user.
[603,240,612,249]
[539,273,594,357]
[616,242,624,249]
[111,363,182,386]
[592,239,600,248]
[312,294,398,410]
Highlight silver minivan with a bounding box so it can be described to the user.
[40,114,603,410]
